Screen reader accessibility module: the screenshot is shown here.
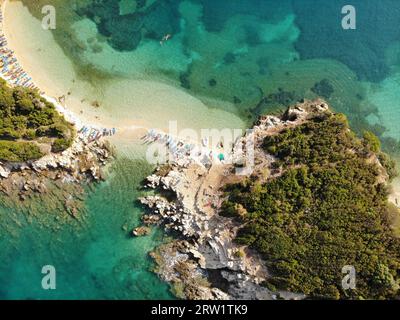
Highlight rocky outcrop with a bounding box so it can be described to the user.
[132,226,151,237]
[0,136,113,202]
[0,164,10,178]
[150,241,230,300]
[29,138,111,181]
[141,166,278,299]
[140,100,326,300]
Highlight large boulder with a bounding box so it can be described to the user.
[0,165,10,178]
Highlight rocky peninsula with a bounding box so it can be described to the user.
[0,135,112,203]
[0,79,113,213]
[140,99,400,300]
[140,100,325,300]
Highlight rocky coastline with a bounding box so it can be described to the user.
[0,134,113,215]
[0,0,114,211]
[138,100,329,300]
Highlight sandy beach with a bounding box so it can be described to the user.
[2,0,400,204]
[1,0,245,150]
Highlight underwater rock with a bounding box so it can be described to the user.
[179,72,191,89]
[76,0,120,21]
[100,14,144,51]
[142,214,161,225]
[252,88,296,116]
[91,100,101,108]
[311,79,334,99]
[233,96,242,104]
[132,226,151,237]
[136,0,147,10]
[208,79,217,87]
[223,52,236,65]
[142,0,181,40]
[78,0,180,51]
[265,88,296,105]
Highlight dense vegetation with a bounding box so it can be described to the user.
[0,79,74,162]
[222,111,400,299]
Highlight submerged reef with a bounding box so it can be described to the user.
[197,0,291,32]
[251,87,297,118]
[76,0,181,51]
[311,79,334,99]
[293,0,400,82]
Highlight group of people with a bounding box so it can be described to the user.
[78,126,117,143]
[0,8,39,91]
[143,129,227,167]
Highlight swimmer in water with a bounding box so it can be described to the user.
[160,34,172,45]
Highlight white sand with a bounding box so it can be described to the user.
[2,1,245,150]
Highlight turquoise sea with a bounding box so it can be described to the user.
[1,0,400,299]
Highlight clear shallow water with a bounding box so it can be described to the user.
[17,0,400,138]
[0,158,173,299]
[1,0,400,299]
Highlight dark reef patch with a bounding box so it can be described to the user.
[251,88,297,117]
[223,52,236,65]
[196,0,292,32]
[208,79,217,87]
[76,0,182,51]
[293,0,400,82]
[179,71,191,90]
[98,13,143,51]
[136,0,147,10]
[233,96,242,104]
[311,79,334,99]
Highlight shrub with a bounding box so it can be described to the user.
[0,81,75,161]
[52,138,73,153]
[363,130,381,153]
[0,141,44,162]
[223,111,400,299]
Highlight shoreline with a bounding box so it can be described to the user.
[0,0,115,203]
[2,0,400,300]
[1,0,246,149]
[0,0,246,205]
[0,0,152,146]
[139,101,329,299]
[140,100,328,300]
[0,0,122,138]
[140,100,400,299]
[0,0,251,178]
